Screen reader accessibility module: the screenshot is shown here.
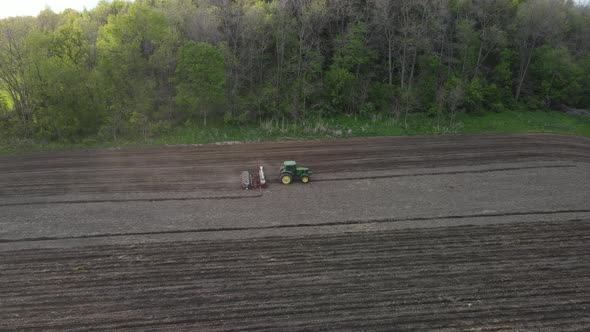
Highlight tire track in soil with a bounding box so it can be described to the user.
[1,209,588,243]
[0,163,577,206]
[311,163,576,182]
[0,192,263,207]
[1,220,588,331]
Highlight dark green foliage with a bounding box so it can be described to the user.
[96,2,171,140]
[531,46,582,108]
[0,0,588,145]
[578,56,590,108]
[326,23,377,114]
[175,41,226,125]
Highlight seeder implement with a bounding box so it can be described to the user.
[241,165,267,190]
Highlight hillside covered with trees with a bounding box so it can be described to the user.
[1,0,589,144]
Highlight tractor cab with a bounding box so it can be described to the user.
[279,160,313,185]
[281,160,297,174]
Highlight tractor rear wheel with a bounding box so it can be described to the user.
[301,175,310,183]
[281,174,293,185]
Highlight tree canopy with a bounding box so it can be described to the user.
[0,0,589,142]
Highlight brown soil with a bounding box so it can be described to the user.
[1,134,589,331]
[1,220,588,331]
[1,134,588,197]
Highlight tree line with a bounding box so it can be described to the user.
[1,0,589,142]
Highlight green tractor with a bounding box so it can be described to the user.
[279,161,312,185]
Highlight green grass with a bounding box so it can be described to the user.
[459,110,590,137]
[1,110,589,155]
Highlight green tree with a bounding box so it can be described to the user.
[1,0,590,144]
[514,0,566,100]
[175,41,226,126]
[27,15,107,141]
[325,67,355,114]
[97,2,170,140]
[456,19,480,79]
[0,17,37,136]
[532,46,580,107]
[578,55,590,108]
[326,22,376,114]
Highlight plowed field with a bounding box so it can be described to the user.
[1,134,589,330]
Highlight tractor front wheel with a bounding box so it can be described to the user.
[301,175,310,183]
[281,174,293,185]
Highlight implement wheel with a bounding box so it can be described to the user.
[241,171,251,189]
[301,175,310,183]
[281,174,293,185]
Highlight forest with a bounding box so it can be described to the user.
[0,0,589,144]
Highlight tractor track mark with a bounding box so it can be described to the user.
[0,164,576,206]
[1,220,589,331]
[1,209,588,243]
[0,193,262,207]
[310,164,576,183]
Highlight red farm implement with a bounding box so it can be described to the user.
[240,165,267,190]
